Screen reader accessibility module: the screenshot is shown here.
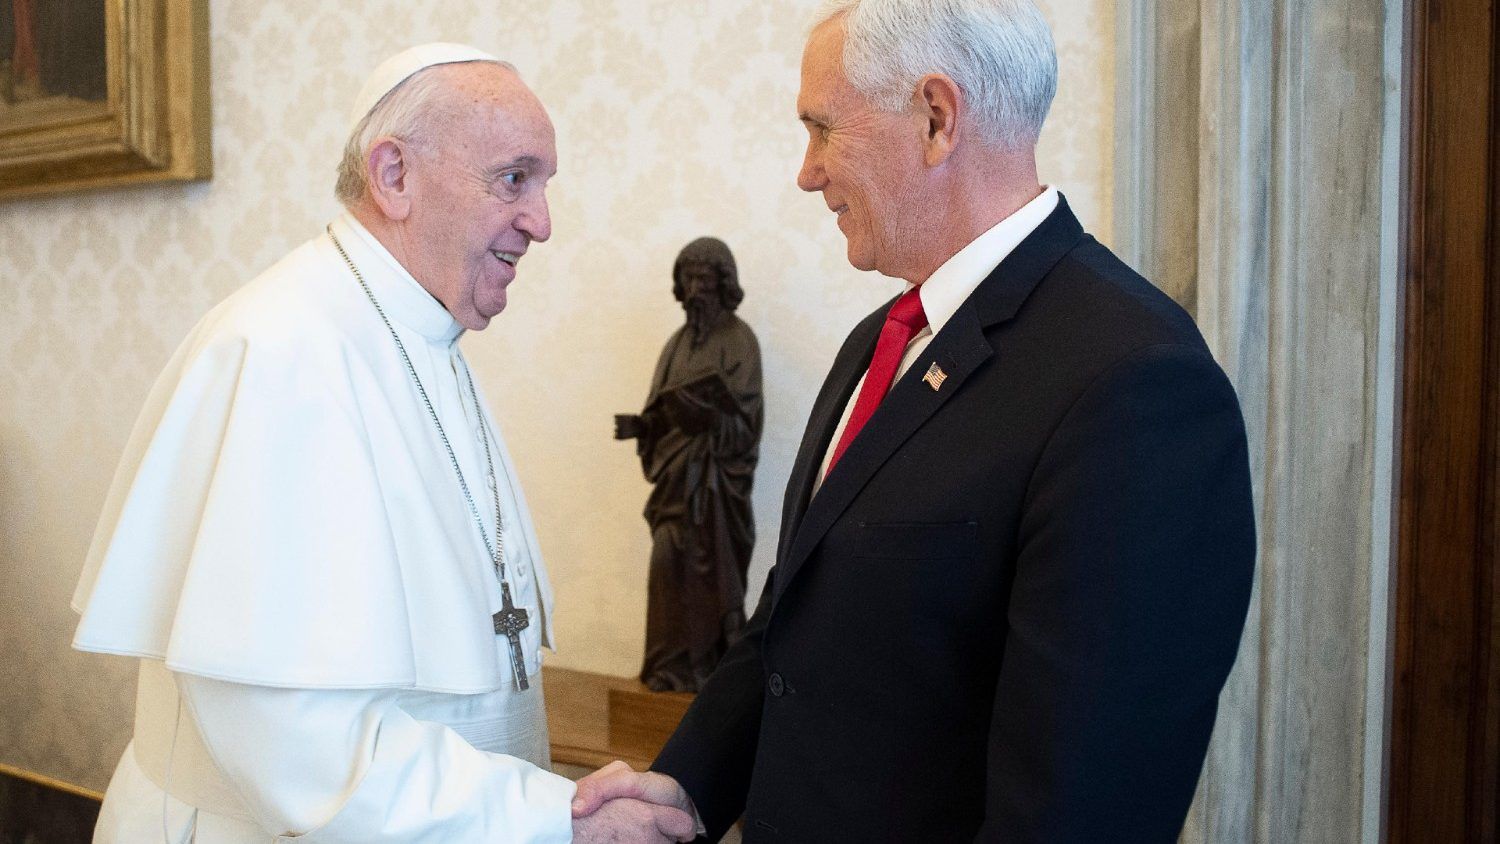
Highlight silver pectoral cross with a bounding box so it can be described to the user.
[492,581,531,691]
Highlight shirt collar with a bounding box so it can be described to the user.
[913,185,1060,335]
[328,211,465,345]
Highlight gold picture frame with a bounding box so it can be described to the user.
[0,0,210,201]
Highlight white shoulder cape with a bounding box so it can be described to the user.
[72,232,550,694]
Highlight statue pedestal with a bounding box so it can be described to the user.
[543,667,693,771]
[607,686,695,761]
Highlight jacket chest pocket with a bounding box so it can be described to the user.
[845,519,992,639]
[853,520,980,562]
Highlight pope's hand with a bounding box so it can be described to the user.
[571,795,695,843]
[572,761,699,841]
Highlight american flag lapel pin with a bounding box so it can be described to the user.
[922,362,948,391]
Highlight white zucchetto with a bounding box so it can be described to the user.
[348,42,503,133]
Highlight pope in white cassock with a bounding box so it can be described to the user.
[69,44,697,843]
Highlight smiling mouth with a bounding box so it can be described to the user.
[492,250,521,266]
[832,205,848,217]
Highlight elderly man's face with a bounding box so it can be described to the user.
[404,65,556,330]
[797,18,927,279]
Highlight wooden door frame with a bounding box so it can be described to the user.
[1389,0,1500,840]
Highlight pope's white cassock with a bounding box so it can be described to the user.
[70,212,575,842]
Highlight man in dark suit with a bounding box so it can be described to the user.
[574,1,1254,840]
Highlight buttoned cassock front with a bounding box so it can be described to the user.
[72,214,572,842]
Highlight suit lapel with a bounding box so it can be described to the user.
[776,316,880,568]
[772,308,991,605]
[770,196,1087,608]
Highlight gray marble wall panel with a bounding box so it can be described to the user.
[1116,1,1401,841]
[1113,0,1201,309]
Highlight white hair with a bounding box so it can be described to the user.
[334,59,515,205]
[812,0,1057,149]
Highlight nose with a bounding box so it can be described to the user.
[517,191,552,243]
[797,143,825,193]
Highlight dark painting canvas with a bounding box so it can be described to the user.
[0,0,210,200]
[0,0,107,107]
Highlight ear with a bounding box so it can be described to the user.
[914,73,962,168]
[366,138,414,221]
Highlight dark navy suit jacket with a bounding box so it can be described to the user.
[652,197,1255,843]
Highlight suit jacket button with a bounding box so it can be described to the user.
[768,672,785,697]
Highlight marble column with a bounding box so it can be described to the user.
[1115,1,1403,841]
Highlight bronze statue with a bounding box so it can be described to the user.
[615,237,763,692]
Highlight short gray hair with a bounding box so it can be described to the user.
[812,0,1057,149]
[334,59,515,205]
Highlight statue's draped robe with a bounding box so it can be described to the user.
[71,214,572,843]
[636,314,762,690]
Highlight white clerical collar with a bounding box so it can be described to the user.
[329,212,465,345]
[912,185,1059,335]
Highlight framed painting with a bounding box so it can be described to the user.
[0,0,210,201]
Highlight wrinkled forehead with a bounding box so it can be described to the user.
[803,16,847,67]
[441,63,550,128]
[430,64,558,171]
[797,18,854,116]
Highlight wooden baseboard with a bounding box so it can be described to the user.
[0,764,102,841]
[0,762,101,802]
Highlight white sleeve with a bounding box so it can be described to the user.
[174,673,576,842]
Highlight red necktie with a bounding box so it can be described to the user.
[825,287,928,475]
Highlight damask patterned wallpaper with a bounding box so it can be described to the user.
[0,0,1113,789]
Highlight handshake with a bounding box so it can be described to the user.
[571,760,701,843]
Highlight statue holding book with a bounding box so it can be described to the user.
[614,237,763,692]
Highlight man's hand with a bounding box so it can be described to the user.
[571,796,696,843]
[573,761,699,840]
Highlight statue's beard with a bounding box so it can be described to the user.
[686,296,723,345]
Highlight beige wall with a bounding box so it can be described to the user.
[0,0,1113,789]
